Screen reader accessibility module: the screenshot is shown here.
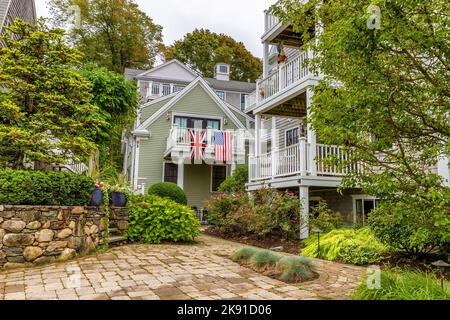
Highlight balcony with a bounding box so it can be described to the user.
[256,51,311,109]
[165,127,246,164]
[249,139,359,182]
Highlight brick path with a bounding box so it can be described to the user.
[0,234,364,300]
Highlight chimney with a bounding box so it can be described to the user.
[214,63,230,81]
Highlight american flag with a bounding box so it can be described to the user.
[190,130,206,162]
[214,131,233,163]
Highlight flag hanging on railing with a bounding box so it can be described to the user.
[214,131,233,162]
[189,130,206,161]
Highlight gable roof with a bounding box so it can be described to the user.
[134,59,198,82]
[136,77,247,131]
[0,0,36,28]
[204,77,256,93]
[0,0,9,27]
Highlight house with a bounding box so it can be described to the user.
[125,60,256,112]
[245,2,450,239]
[0,0,36,35]
[123,60,254,210]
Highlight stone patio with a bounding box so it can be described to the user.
[0,234,364,300]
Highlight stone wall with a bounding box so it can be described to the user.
[0,205,128,270]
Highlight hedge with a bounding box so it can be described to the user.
[148,182,187,205]
[0,170,96,206]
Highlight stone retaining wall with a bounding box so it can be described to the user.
[0,205,128,270]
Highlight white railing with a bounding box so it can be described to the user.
[249,140,354,181]
[264,11,280,33]
[257,51,309,105]
[245,90,257,111]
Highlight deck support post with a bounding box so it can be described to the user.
[177,159,184,190]
[306,88,317,176]
[299,186,309,239]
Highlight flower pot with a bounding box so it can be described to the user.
[277,53,287,63]
[111,192,127,207]
[259,88,265,98]
[91,188,103,207]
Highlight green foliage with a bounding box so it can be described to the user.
[80,65,137,170]
[368,200,450,256]
[309,201,343,232]
[276,256,315,283]
[354,270,450,300]
[231,247,316,283]
[205,188,302,239]
[127,195,200,244]
[251,250,281,269]
[148,182,187,205]
[231,247,260,263]
[48,0,163,73]
[163,29,262,82]
[273,0,450,258]
[0,19,105,169]
[302,228,387,265]
[218,166,248,193]
[0,170,95,205]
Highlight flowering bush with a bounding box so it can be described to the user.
[205,188,301,239]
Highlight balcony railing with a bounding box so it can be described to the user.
[257,51,309,105]
[264,11,280,33]
[245,90,257,111]
[249,139,357,181]
[166,127,246,159]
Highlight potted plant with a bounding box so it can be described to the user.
[109,174,131,207]
[277,42,287,64]
[259,87,265,98]
[91,181,104,207]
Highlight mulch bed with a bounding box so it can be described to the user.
[203,227,305,255]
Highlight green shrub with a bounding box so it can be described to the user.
[301,228,387,265]
[309,201,343,232]
[354,270,450,300]
[276,256,315,282]
[250,250,281,269]
[368,201,450,256]
[148,182,187,205]
[218,166,248,193]
[231,247,260,263]
[0,170,95,205]
[127,195,200,244]
[205,188,301,239]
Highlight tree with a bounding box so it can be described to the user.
[272,0,450,253]
[163,29,262,82]
[0,19,105,170]
[48,0,163,73]
[80,65,137,170]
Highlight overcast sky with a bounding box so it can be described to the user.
[35,0,274,58]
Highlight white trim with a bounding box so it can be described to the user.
[137,77,246,131]
[140,93,177,110]
[210,164,228,193]
[133,138,141,190]
[135,59,198,79]
[224,101,255,123]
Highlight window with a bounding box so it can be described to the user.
[286,127,299,146]
[174,116,220,130]
[164,163,178,184]
[207,120,220,130]
[219,65,228,73]
[174,116,188,128]
[151,83,160,95]
[216,91,225,101]
[173,85,185,93]
[212,166,227,192]
[240,94,248,111]
[162,84,171,96]
[353,196,379,226]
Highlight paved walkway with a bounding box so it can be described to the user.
[0,234,364,300]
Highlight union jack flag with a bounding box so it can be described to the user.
[214,131,233,163]
[190,130,206,162]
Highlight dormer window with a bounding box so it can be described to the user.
[219,65,228,73]
[214,63,230,81]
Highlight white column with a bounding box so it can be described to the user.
[123,139,129,177]
[255,114,262,157]
[271,117,278,178]
[177,160,184,189]
[263,42,270,78]
[299,186,309,239]
[299,137,307,176]
[132,138,140,191]
[306,88,317,176]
